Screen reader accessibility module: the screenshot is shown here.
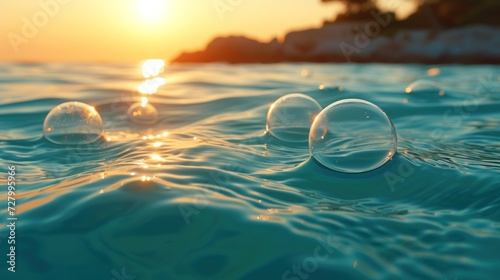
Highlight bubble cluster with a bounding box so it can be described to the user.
[43,101,103,145]
[309,99,397,173]
[266,93,322,142]
[405,80,444,96]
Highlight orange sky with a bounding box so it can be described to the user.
[0,0,416,63]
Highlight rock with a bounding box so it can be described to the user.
[171,24,500,64]
[172,36,284,63]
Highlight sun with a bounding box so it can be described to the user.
[137,0,166,21]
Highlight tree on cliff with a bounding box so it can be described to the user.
[404,0,500,28]
[321,0,385,23]
[321,0,376,14]
[322,0,500,27]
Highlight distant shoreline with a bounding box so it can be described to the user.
[172,11,500,65]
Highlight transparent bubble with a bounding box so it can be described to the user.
[427,67,441,77]
[301,69,312,78]
[266,94,322,142]
[43,101,103,145]
[127,102,158,125]
[309,99,397,173]
[319,83,344,92]
[405,79,444,96]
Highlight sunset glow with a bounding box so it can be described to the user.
[0,0,415,63]
[137,0,167,22]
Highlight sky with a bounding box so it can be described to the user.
[0,0,416,63]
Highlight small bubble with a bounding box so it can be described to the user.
[266,93,322,142]
[318,83,344,92]
[43,101,103,145]
[127,102,158,125]
[405,80,443,96]
[301,69,311,78]
[427,67,441,77]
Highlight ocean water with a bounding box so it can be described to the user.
[0,62,499,280]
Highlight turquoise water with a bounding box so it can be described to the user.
[0,63,499,280]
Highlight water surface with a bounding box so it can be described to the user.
[0,63,499,280]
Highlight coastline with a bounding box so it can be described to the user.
[172,16,500,65]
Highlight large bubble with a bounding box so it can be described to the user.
[266,93,322,142]
[127,102,159,125]
[43,101,103,145]
[405,79,444,96]
[309,99,397,173]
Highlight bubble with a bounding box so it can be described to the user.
[266,93,322,142]
[43,101,103,145]
[309,99,397,173]
[127,102,159,125]
[301,69,312,78]
[427,67,441,77]
[405,80,444,96]
[319,83,344,92]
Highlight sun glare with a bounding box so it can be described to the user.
[137,0,166,21]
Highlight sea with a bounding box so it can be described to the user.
[0,62,499,280]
